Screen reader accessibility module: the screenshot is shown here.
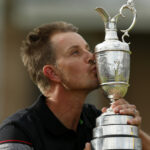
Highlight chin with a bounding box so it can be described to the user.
[87,82,99,91]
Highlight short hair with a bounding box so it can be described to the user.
[21,21,78,94]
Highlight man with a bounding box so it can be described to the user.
[0,21,149,150]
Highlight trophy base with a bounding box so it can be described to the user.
[91,112,142,150]
[93,124,139,138]
[91,137,142,150]
[96,112,133,126]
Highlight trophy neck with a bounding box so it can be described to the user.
[105,22,119,41]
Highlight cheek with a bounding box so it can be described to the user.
[67,65,84,79]
[60,62,87,80]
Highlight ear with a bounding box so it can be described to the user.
[43,65,60,82]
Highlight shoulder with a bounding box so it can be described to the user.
[0,95,43,149]
[0,109,33,147]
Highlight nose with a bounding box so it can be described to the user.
[89,59,96,65]
[86,51,95,65]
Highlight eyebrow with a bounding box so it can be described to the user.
[68,45,80,51]
[68,44,90,51]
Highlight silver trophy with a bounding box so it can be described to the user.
[91,0,142,149]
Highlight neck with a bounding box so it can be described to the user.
[45,84,88,131]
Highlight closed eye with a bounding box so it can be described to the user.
[71,49,80,55]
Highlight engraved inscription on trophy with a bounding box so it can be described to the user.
[91,0,142,149]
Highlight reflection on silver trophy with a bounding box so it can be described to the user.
[91,0,142,149]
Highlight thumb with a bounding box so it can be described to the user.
[101,107,107,113]
[84,142,91,150]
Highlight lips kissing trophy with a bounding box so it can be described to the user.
[91,0,142,149]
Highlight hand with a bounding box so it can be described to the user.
[101,98,142,127]
[84,143,91,150]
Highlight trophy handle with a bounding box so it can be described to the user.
[112,0,137,43]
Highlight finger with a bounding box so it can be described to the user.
[119,107,139,116]
[127,116,142,126]
[111,99,129,108]
[101,107,107,113]
[113,104,136,113]
[113,104,129,113]
[84,143,91,150]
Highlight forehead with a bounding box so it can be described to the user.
[50,32,87,55]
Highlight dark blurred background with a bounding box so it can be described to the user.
[0,0,150,134]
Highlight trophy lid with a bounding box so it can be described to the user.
[94,2,137,54]
[94,8,131,54]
